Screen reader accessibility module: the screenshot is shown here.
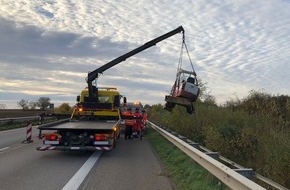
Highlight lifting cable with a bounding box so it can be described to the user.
[183,39,198,86]
[183,38,196,75]
[176,36,184,79]
[172,34,197,94]
[173,34,186,91]
[177,35,196,76]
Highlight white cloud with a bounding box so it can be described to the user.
[0,0,289,108]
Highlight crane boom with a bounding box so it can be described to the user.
[87,26,185,101]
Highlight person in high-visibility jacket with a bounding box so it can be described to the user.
[141,110,147,129]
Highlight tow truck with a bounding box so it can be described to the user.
[37,26,191,151]
[37,87,123,151]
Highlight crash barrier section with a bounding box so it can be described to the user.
[149,121,264,190]
[0,116,40,125]
[148,120,290,190]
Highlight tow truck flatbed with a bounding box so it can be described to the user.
[38,120,120,131]
[37,119,121,151]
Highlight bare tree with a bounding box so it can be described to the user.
[29,101,38,110]
[18,99,29,110]
[37,97,51,110]
[0,104,6,109]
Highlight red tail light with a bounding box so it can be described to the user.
[44,134,60,141]
[50,134,56,140]
[95,135,107,141]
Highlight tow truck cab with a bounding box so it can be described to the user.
[75,87,121,118]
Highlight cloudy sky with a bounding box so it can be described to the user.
[0,0,289,108]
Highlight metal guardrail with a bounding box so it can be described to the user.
[255,174,289,190]
[0,114,63,125]
[194,141,288,190]
[0,116,40,124]
[148,120,289,190]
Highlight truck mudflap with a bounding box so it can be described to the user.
[36,145,112,151]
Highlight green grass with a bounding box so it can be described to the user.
[147,126,229,190]
[0,119,57,131]
[0,122,29,131]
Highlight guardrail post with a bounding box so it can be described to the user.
[234,169,254,179]
[205,152,219,160]
[171,132,178,136]
[188,142,200,150]
[177,135,187,141]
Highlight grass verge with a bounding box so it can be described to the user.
[0,119,57,131]
[146,126,229,190]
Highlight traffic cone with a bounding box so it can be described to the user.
[22,121,34,144]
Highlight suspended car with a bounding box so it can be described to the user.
[165,37,200,114]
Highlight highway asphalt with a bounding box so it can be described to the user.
[0,126,173,190]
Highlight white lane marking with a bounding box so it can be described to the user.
[0,147,10,151]
[62,151,102,190]
[0,145,23,155]
[11,145,23,150]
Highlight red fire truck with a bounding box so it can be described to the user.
[120,102,147,140]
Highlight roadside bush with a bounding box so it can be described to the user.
[148,92,290,188]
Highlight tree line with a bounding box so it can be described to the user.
[17,97,52,110]
[17,97,74,114]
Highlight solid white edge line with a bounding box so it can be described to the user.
[62,151,102,190]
